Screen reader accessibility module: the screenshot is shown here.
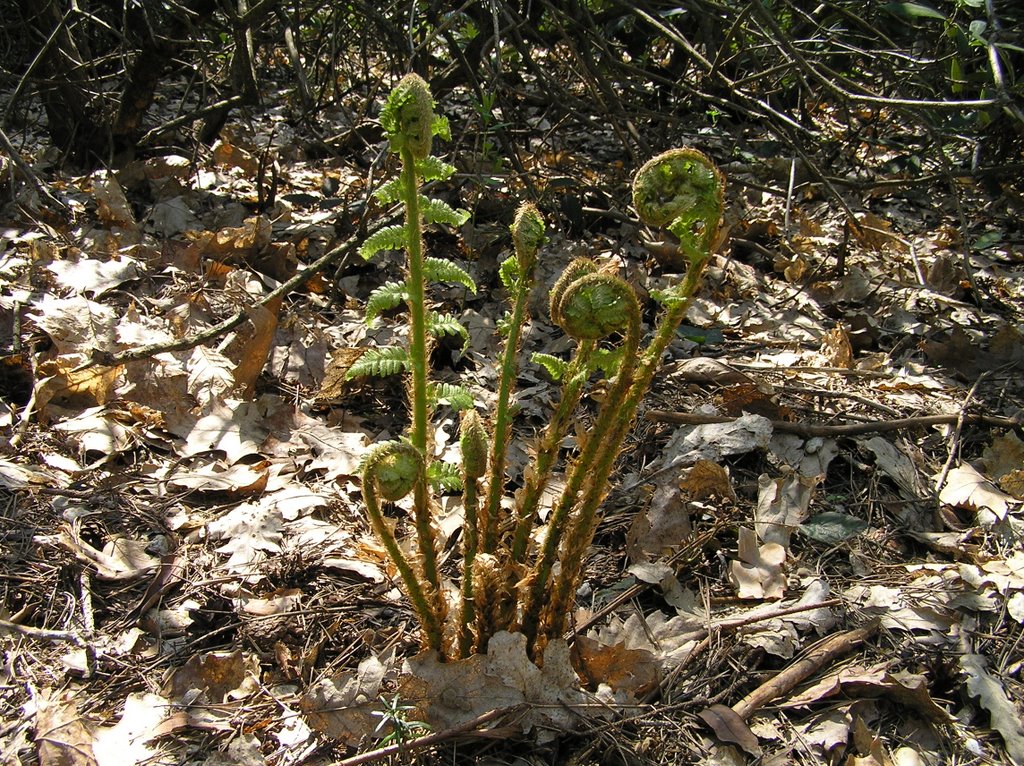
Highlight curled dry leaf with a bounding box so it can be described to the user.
[730,526,786,600]
[698,704,762,757]
[754,471,817,548]
[938,464,1015,525]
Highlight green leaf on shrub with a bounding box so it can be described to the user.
[420,196,470,227]
[423,258,476,292]
[800,512,869,544]
[360,225,407,260]
[429,312,469,346]
[366,281,409,323]
[428,460,462,492]
[532,352,568,381]
[345,346,410,379]
[882,2,946,21]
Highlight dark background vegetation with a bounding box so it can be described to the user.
[4,0,1021,181]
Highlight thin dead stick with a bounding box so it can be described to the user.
[75,218,384,371]
[731,618,880,720]
[569,529,721,638]
[648,598,843,703]
[334,706,518,766]
[934,371,990,496]
[0,619,86,646]
[645,410,1021,438]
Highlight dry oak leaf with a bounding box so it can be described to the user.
[573,634,660,698]
[982,431,1024,500]
[729,526,786,600]
[819,324,854,369]
[938,463,1016,523]
[960,653,1024,766]
[299,655,387,745]
[401,631,598,741]
[33,688,97,766]
[783,663,953,725]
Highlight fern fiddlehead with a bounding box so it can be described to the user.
[360,442,444,651]
[542,148,725,644]
[480,203,544,553]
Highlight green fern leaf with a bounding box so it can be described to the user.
[532,352,568,381]
[365,281,409,323]
[650,286,687,309]
[428,460,462,493]
[423,257,476,292]
[431,115,452,141]
[373,178,403,204]
[430,382,475,411]
[591,346,624,378]
[420,196,470,227]
[359,225,407,260]
[428,312,469,346]
[416,156,456,182]
[344,346,410,379]
[499,256,521,291]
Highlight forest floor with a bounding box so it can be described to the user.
[1,67,1024,766]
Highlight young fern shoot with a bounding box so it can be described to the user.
[351,74,472,653]
[350,75,726,663]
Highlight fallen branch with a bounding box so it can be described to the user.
[335,706,519,766]
[731,618,880,720]
[645,410,1022,437]
[0,619,86,647]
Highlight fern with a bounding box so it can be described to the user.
[651,285,689,309]
[417,156,456,182]
[423,257,476,292]
[428,312,469,346]
[531,352,568,381]
[366,281,409,324]
[360,225,407,260]
[430,382,475,411]
[428,460,462,493]
[420,196,470,227]
[591,346,624,378]
[499,256,521,292]
[431,115,451,141]
[345,346,410,379]
[373,178,403,204]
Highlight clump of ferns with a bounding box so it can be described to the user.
[349,74,725,662]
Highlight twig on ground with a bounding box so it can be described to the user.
[0,619,86,647]
[933,371,991,496]
[730,618,880,720]
[645,409,1021,437]
[334,706,519,766]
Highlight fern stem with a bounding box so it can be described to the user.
[456,477,479,658]
[363,475,444,653]
[399,147,443,609]
[519,297,641,652]
[544,258,709,641]
[508,340,595,566]
[481,274,532,552]
[401,147,430,457]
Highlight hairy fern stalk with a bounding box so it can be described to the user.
[350,75,725,661]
